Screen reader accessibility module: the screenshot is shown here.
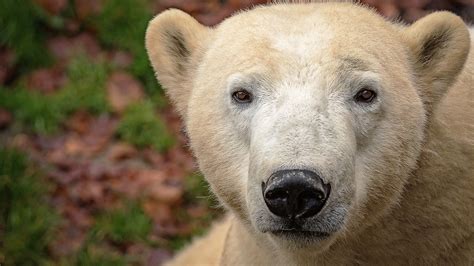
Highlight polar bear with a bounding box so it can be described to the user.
[146,1,474,265]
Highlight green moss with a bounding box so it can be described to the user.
[0,148,59,265]
[184,173,217,207]
[0,88,65,134]
[0,57,109,135]
[166,173,220,251]
[74,245,127,266]
[92,202,152,244]
[93,0,161,96]
[0,0,51,71]
[117,101,174,152]
[55,57,110,115]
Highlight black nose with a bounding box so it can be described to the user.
[263,169,330,219]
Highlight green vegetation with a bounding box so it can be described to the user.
[56,57,110,114]
[0,0,51,71]
[70,202,152,265]
[0,147,155,265]
[74,245,127,266]
[0,57,109,134]
[168,173,220,251]
[0,1,215,263]
[0,148,59,265]
[92,202,152,244]
[184,173,217,207]
[94,0,160,95]
[0,88,65,134]
[117,101,175,152]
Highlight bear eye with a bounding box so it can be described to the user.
[232,89,253,104]
[354,88,377,103]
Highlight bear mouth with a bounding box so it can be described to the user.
[270,229,331,239]
[264,217,334,239]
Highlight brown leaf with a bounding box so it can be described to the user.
[186,205,209,219]
[107,50,134,69]
[0,108,12,129]
[107,142,137,161]
[0,48,15,85]
[138,170,166,187]
[147,180,183,205]
[75,0,103,20]
[27,66,67,94]
[62,115,117,158]
[63,203,94,228]
[146,249,173,266]
[143,200,174,224]
[81,115,117,154]
[154,0,209,14]
[69,180,104,203]
[142,148,166,168]
[64,134,86,156]
[47,33,102,64]
[49,221,87,257]
[49,165,83,185]
[402,8,430,22]
[66,110,94,134]
[137,169,184,205]
[11,134,33,151]
[165,147,196,174]
[106,72,145,113]
[33,0,67,15]
[64,19,81,34]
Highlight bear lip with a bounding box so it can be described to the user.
[270,229,331,239]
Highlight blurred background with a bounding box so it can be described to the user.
[0,0,473,265]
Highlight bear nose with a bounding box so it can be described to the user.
[263,169,330,219]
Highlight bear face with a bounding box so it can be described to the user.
[146,2,470,253]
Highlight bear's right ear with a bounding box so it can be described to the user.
[146,9,212,117]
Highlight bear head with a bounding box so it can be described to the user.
[146,1,470,252]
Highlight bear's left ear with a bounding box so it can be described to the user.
[402,12,470,109]
[146,9,212,118]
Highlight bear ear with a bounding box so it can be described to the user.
[146,9,212,117]
[402,12,470,110]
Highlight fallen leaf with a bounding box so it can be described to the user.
[48,33,102,64]
[27,66,67,94]
[146,249,173,266]
[106,72,145,113]
[0,108,12,129]
[143,148,166,168]
[107,50,134,69]
[69,179,104,203]
[147,180,183,205]
[0,48,15,85]
[33,0,67,15]
[107,142,137,161]
[66,110,94,134]
[75,0,103,20]
[143,200,174,225]
[49,221,87,258]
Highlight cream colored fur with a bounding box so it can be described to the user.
[146,1,473,265]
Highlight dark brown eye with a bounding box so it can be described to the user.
[355,88,376,103]
[232,89,252,103]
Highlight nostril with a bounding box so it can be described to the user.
[264,188,291,218]
[265,189,288,201]
[299,190,324,201]
[296,189,327,218]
